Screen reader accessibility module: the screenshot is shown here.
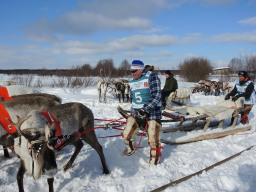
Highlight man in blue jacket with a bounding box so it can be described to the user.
[123,60,163,165]
[225,71,256,124]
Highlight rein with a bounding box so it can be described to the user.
[123,117,149,156]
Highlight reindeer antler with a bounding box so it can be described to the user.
[6,115,40,142]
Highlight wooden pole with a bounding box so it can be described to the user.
[151,145,255,192]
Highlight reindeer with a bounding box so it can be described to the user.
[0,95,60,158]
[97,80,109,103]
[113,79,125,103]
[112,79,130,103]
[124,82,131,103]
[97,69,110,103]
[7,115,57,192]
[0,97,109,174]
[221,82,233,95]
[33,103,109,174]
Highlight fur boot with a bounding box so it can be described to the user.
[123,116,139,155]
[147,120,162,165]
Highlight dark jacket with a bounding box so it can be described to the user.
[227,77,254,100]
[162,73,178,93]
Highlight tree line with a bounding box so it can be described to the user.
[1,55,255,82]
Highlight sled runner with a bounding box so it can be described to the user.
[161,125,252,145]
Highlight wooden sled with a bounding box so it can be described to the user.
[161,125,252,145]
[165,95,190,110]
[162,105,242,132]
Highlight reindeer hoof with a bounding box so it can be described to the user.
[103,169,110,174]
[63,164,72,172]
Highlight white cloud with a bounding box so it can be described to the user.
[56,35,178,55]
[209,30,256,43]
[180,33,202,44]
[238,17,256,26]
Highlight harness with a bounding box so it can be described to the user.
[40,111,64,148]
[0,103,16,133]
[0,87,13,101]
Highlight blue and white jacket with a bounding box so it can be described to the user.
[129,69,162,120]
[228,78,256,105]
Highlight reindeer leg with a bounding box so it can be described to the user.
[122,92,125,103]
[63,138,83,172]
[17,161,26,192]
[3,147,10,158]
[47,178,54,192]
[81,132,110,174]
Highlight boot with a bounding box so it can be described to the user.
[123,140,135,155]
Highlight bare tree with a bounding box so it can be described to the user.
[118,59,130,76]
[244,55,256,82]
[179,57,213,82]
[228,57,243,74]
[94,59,116,77]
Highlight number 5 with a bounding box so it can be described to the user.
[135,92,142,103]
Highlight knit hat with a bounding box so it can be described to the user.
[165,70,171,75]
[238,71,248,78]
[130,60,144,70]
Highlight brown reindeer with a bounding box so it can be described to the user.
[21,103,110,174]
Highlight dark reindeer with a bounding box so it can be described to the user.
[7,115,57,192]
[113,79,129,103]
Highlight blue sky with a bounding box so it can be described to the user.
[0,0,256,70]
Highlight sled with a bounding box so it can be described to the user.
[161,125,252,145]
[162,111,223,132]
[165,88,192,110]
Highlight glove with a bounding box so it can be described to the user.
[138,109,147,118]
[232,95,240,102]
[224,95,230,100]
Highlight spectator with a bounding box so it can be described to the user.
[161,70,178,108]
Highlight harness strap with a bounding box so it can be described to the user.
[40,111,64,148]
[0,87,13,101]
[0,103,16,133]
[151,146,164,157]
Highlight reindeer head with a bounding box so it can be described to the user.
[7,115,57,180]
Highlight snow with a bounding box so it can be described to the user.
[1,74,256,192]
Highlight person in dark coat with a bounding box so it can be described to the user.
[225,71,256,124]
[161,70,178,108]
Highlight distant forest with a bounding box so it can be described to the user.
[0,58,179,77]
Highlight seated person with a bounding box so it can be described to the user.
[225,71,256,124]
[161,70,178,108]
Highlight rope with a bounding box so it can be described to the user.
[77,112,138,137]
[124,117,149,156]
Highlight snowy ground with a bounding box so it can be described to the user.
[1,74,256,192]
